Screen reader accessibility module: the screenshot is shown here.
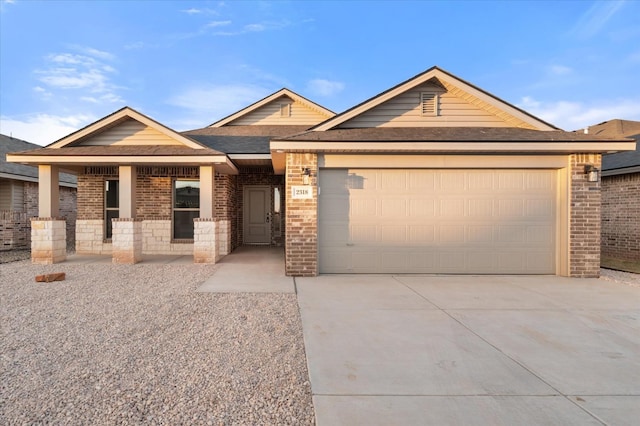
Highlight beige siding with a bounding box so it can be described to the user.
[231,96,328,125]
[339,83,512,128]
[0,179,24,211]
[79,119,183,146]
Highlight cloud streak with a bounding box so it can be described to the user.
[306,79,345,97]
[570,0,626,39]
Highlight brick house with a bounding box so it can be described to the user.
[7,67,635,276]
[585,119,640,263]
[1,134,76,251]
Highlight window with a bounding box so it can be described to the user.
[105,180,119,239]
[280,103,291,117]
[420,92,439,116]
[173,180,199,239]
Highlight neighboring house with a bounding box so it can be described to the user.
[1,134,77,251]
[585,119,640,262]
[7,67,635,277]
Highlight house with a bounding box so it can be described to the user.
[1,134,77,251]
[585,119,640,263]
[7,67,635,277]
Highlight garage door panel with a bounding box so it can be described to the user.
[319,169,556,274]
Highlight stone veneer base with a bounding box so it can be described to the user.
[194,219,218,264]
[31,218,67,264]
[112,219,143,264]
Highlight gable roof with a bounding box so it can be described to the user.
[210,88,335,127]
[311,66,559,132]
[48,106,207,150]
[1,134,77,186]
[183,125,310,154]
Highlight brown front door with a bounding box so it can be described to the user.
[243,186,271,244]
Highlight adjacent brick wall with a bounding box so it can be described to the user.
[0,211,29,250]
[601,172,640,261]
[215,173,239,252]
[285,153,317,276]
[570,154,602,277]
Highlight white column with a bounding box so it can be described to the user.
[38,165,60,217]
[118,165,137,218]
[199,165,215,219]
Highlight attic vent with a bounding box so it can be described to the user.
[420,92,439,116]
[280,103,291,117]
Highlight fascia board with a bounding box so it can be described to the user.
[269,141,637,153]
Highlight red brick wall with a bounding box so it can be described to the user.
[570,154,602,277]
[215,173,239,251]
[285,154,317,276]
[601,172,640,261]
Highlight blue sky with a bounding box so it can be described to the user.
[1,0,639,145]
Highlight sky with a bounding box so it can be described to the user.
[1,0,639,146]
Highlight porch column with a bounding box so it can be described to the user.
[31,165,66,264]
[112,166,142,264]
[194,166,218,263]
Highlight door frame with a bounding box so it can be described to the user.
[243,185,272,245]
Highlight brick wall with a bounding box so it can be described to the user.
[570,154,602,277]
[285,153,317,276]
[601,172,640,261]
[236,167,285,247]
[215,173,239,251]
[0,211,29,250]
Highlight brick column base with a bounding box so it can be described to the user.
[31,218,67,264]
[194,219,218,264]
[112,219,142,264]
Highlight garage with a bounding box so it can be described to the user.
[319,168,557,274]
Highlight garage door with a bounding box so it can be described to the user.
[319,169,556,274]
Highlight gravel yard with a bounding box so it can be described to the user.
[0,258,314,425]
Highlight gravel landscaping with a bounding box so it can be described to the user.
[0,258,314,425]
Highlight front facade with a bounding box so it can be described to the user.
[8,67,635,277]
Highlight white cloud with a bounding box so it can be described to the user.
[548,65,573,76]
[34,48,123,104]
[306,79,345,97]
[0,113,96,146]
[166,84,270,129]
[206,20,231,28]
[517,96,640,130]
[570,0,626,39]
[181,8,202,14]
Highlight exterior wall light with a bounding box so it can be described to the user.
[302,167,312,185]
[584,164,599,182]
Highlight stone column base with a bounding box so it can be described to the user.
[194,219,218,264]
[217,219,231,256]
[31,218,67,264]
[112,219,142,264]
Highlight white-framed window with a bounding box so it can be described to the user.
[173,179,200,240]
[105,180,119,239]
[420,92,439,116]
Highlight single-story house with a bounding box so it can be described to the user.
[7,66,636,277]
[585,119,640,262]
[1,134,77,251]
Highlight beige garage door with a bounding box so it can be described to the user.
[319,169,556,274]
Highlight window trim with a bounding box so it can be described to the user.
[172,178,200,241]
[104,179,119,241]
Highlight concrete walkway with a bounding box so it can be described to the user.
[296,275,640,425]
[197,246,294,293]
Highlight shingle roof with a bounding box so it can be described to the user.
[183,125,310,154]
[1,134,77,184]
[583,120,640,172]
[274,127,631,142]
[9,145,225,157]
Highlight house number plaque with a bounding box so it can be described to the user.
[291,186,313,199]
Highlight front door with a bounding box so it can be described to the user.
[243,186,271,244]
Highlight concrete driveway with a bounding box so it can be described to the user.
[296,275,640,425]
